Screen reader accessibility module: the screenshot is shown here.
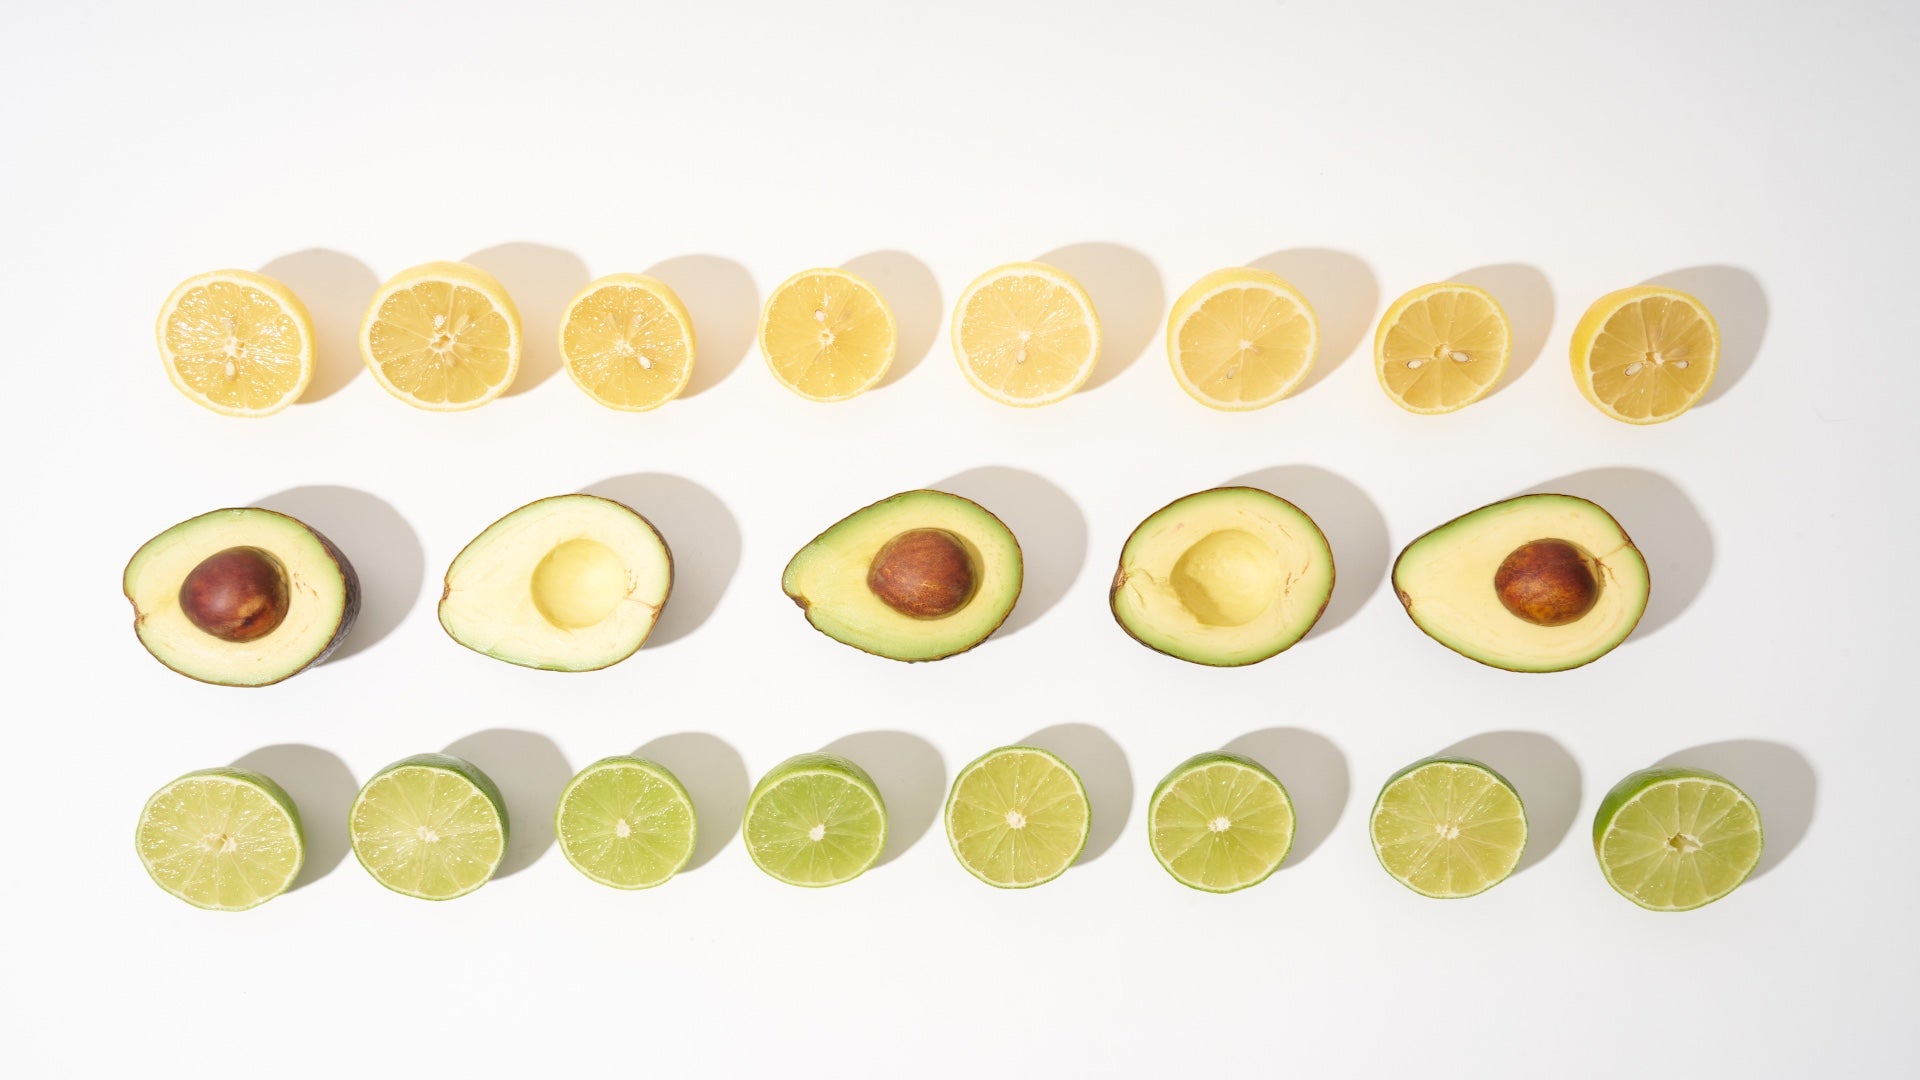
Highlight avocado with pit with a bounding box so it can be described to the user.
[439,494,672,672]
[1110,487,1335,666]
[1393,493,1649,672]
[124,508,361,687]
[782,489,1022,661]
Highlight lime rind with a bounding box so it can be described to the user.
[554,756,697,890]
[1370,756,1528,899]
[349,753,509,901]
[944,745,1090,889]
[1148,751,1294,893]
[743,753,888,888]
[1593,766,1763,912]
[135,767,306,911]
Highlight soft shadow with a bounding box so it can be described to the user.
[443,730,572,877]
[1655,740,1814,880]
[844,251,940,389]
[463,243,591,397]
[1249,249,1378,395]
[935,467,1086,638]
[1518,468,1712,639]
[580,474,739,646]
[1036,242,1163,392]
[232,744,355,891]
[1227,465,1387,635]
[1022,724,1131,862]
[254,485,423,661]
[646,255,758,398]
[1451,263,1553,398]
[636,732,748,871]
[1643,265,1767,406]
[261,249,377,403]
[821,732,945,867]
[1221,728,1348,866]
[1440,731,1580,874]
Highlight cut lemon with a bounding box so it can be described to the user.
[560,274,696,411]
[1374,282,1511,414]
[361,261,521,410]
[952,262,1101,407]
[1594,767,1762,911]
[1370,757,1527,898]
[1148,751,1294,892]
[349,753,508,901]
[554,756,697,889]
[1570,286,1719,424]
[135,767,304,911]
[945,746,1089,888]
[758,268,896,401]
[743,753,887,887]
[1167,268,1317,411]
[156,270,315,417]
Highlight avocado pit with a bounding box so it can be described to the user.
[867,528,977,619]
[1494,539,1598,627]
[178,546,290,643]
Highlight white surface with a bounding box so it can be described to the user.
[2,1,1914,1075]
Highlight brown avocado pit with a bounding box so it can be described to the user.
[1493,539,1598,627]
[178,546,290,643]
[866,528,977,619]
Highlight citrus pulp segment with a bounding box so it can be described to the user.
[361,261,522,410]
[951,262,1101,406]
[135,768,305,911]
[156,270,315,416]
[1370,757,1527,898]
[1374,282,1511,413]
[944,746,1090,888]
[1166,268,1318,410]
[1147,751,1294,892]
[743,753,887,886]
[559,274,696,410]
[1593,767,1762,911]
[348,753,508,900]
[554,756,697,889]
[758,268,896,401]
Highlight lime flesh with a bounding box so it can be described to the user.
[555,756,696,889]
[349,754,508,900]
[1371,758,1527,898]
[136,768,304,911]
[744,753,887,887]
[1148,751,1293,892]
[1594,767,1762,911]
[945,746,1089,888]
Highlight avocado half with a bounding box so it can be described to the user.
[1393,493,1650,672]
[123,508,361,687]
[782,489,1022,662]
[439,494,673,672]
[1110,487,1335,666]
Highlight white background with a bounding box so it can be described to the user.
[3,1,1914,1076]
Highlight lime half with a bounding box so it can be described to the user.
[945,746,1089,888]
[1370,757,1527,898]
[136,768,305,910]
[1594,767,1762,911]
[743,753,887,887]
[349,753,508,900]
[555,756,696,889]
[1148,751,1294,892]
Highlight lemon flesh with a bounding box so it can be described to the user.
[135,768,305,911]
[361,261,521,410]
[560,274,696,411]
[1148,752,1294,892]
[743,753,887,887]
[759,269,896,401]
[1371,758,1527,898]
[945,746,1089,888]
[1594,767,1762,911]
[952,262,1100,406]
[157,270,314,416]
[555,757,697,889]
[1375,283,1511,414]
[1570,286,1718,424]
[349,754,508,901]
[1167,268,1317,410]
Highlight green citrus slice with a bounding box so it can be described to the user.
[1370,757,1527,898]
[349,754,508,901]
[554,756,697,889]
[135,768,305,910]
[1593,767,1763,911]
[1148,751,1294,892]
[945,746,1090,888]
[743,753,887,887]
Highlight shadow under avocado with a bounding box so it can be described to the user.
[1449,263,1554,401]
[260,249,378,403]
[1221,728,1349,866]
[1655,740,1813,880]
[1439,731,1580,874]
[844,250,941,390]
[1226,465,1387,636]
[934,466,1086,639]
[463,242,591,398]
[1643,265,1767,407]
[443,729,572,877]
[636,732,749,872]
[1248,248,1378,396]
[646,254,758,398]
[232,744,357,891]
[1021,723,1131,863]
[254,485,423,662]
[580,473,739,647]
[821,731,945,867]
[1035,242,1163,392]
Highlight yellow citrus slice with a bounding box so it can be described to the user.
[559,274,696,411]
[156,270,315,417]
[1570,286,1719,424]
[1167,268,1317,411]
[952,262,1101,407]
[758,268,896,402]
[361,261,522,411]
[1374,282,1512,414]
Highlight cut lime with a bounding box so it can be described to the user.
[1370,757,1527,898]
[135,768,304,910]
[743,753,887,887]
[349,753,508,901]
[554,756,696,889]
[1148,751,1294,892]
[1594,767,1762,911]
[945,746,1089,888]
